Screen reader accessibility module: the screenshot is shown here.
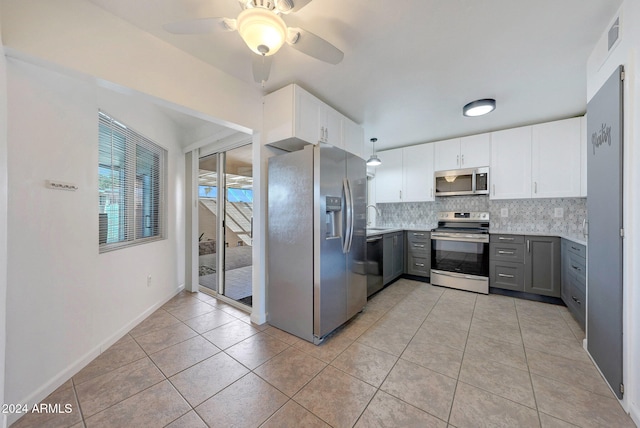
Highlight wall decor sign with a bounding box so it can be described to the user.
[592,123,612,154]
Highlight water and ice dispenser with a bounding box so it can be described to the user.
[325,196,342,239]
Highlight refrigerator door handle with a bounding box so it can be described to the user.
[342,178,353,254]
[345,178,355,253]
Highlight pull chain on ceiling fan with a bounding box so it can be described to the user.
[164,0,344,84]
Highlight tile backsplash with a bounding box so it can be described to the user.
[376,196,587,241]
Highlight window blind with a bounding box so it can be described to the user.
[98,111,167,252]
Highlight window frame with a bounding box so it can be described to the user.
[98,111,168,253]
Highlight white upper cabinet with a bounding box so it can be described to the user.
[434,138,461,171]
[580,115,587,197]
[343,117,364,158]
[374,148,404,203]
[531,117,582,198]
[490,126,533,200]
[460,133,491,168]
[263,84,364,157]
[434,134,490,171]
[403,144,435,202]
[375,144,435,203]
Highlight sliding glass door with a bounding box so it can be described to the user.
[197,144,253,307]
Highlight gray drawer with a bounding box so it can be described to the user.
[490,234,525,244]
[406,254,430,277]
[490,261,525,292]
[490,243,525,263]
[407,240,430,253]
[406,230,430,244]
[566,241,587,259]
[567,252,586,281]
[563,280,586,329]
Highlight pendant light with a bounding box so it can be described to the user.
[366,138,382,167]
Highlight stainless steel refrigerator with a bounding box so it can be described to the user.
[268,144,367,344]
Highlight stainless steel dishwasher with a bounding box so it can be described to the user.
[366,235,383,297]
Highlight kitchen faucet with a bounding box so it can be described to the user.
[366,204,381,226]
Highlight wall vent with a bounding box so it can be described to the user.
[608,17,620,51]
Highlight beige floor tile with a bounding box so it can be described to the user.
[169,352,249,406]
[262,325,306,345]
[196,373,288,427]
[84,380,190,428]
[355,390,447,428]
[225,331,290,369]
[217,304,252,321]
[11,386,82,428]
[162,292,203,312]
[129,309,181,338]
[201,319,259,349]
[539,412,581,427]
[294,332,354,363]
[402,339,463,379]
[380,359,456,421]
[331,342,398,387]
[426,307,473,332]
[294,365,376,428]
[472,304,519,324]
[182,308,237,334]
[557,309,586,342]
[165,410,208,428]
[134,322,198,354]
[526,348,612,398]
[413,320,469,351]
[469,315,523,345]
[449,382,540,428]
[72,335,147,385]
[531,374,635,428]
[357,323,417,357]
[464,332,527,371]
[75,357,165,416]
[522,330,590,363]
[260,400,330,428]
[338,312,380,340]
[254,347,326,397]
[458,355,536,408]
[166,300,216,321]
[515,299,562,318]
[149,335,220,377]
[519,313,578,342]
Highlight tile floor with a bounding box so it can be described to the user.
[11,279,636,428]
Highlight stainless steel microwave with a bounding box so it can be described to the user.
[434,167,489,196]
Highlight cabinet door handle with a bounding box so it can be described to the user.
[413,233,425,237]
[461,154,465,165]
[413,244,425,248]
[325,127,328,141]
[457,154,460,166]
[498,237,515,241]
[415,263,425,267]
[572,296,581,305]
[498,250,515,255]
[571,246,580,251]
[498,273,515,278]
[399,190,402,200]
[571,264,582,272]
[527,239,530,253]
[492,184,496,196]
[534,181,538,194]
[431,188,433,198]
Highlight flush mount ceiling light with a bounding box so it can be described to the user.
[236,7,287,56]
[463,98,496,117]
[366,138,382,167]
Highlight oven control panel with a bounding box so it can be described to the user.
[437,211,489,221]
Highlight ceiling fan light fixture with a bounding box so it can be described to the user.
[237,7,287,56]
[463,98,496,117]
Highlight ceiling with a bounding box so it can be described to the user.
[88,0,622,151]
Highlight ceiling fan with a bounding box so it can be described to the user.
[163,0,344,84]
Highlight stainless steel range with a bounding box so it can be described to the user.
[431,211,490,294]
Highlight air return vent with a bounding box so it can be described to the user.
[608,17,620,51]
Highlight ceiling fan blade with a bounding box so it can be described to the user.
[287,27,344,64]
[163,17,236,34]
[252,55,273,83]
[275,0,313,14]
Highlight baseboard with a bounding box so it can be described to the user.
[8,285,183,426]
[2,413,7,428]
[251,311,267,325]
[630,402,640,427]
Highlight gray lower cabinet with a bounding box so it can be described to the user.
[561,239,586,329]
[490,234,561,298]
[383,231,404,285]
[525,236,561,297]
[405,230,430,277]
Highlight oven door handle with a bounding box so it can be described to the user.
[431,270,487,281]
[431,233,489,243]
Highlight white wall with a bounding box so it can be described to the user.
[0,11,9,428]
[586,0,640,424]
[5,59,187,421]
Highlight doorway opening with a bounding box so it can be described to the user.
[198,144,253,307]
